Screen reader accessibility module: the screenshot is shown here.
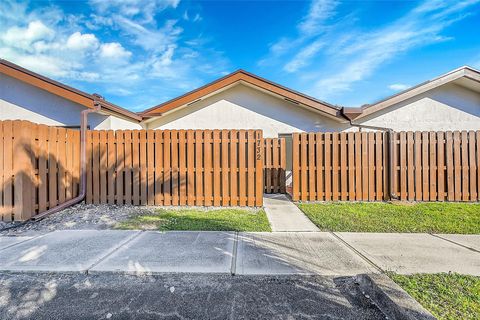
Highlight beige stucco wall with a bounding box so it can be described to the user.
[358,83,480,131]
[0,73,142,129]
[146,84,350,137]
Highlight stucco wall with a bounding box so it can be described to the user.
[359,83,480,131]
[146,84,350,137]
[0,73,141,129]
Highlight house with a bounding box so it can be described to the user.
[1,58,480,135]
[0,59,142,130]
[343,66,480,132]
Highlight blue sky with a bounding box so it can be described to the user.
[1,0,479,111]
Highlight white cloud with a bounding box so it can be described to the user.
[99,42,132,61]
[89,0,180,23]
[260,0,479,100]
[260,0,339,69]
[312,0,479,95]
[66,32,99,51]
[2,20,54,50]
[284,40,324,72]
[298,0,339,36]
[389,83,410,91]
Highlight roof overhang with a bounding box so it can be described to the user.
[141,69,345,121]
[0,59,142,122]
[348,66,480,120]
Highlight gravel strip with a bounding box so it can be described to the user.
[0,203,157,236]
[0,203,261,236]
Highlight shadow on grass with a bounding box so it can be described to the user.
[115,208,272,232]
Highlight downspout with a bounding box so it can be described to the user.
[346,120,399,201]
[31,102,102,221]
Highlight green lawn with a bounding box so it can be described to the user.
[390,273,480,320]
[297,202,480,233]
[116,208,271,232]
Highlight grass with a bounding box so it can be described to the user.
[116,208,271,232]
[297,202,480,233]
[389,273,480,320]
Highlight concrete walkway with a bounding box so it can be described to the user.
[263,194,319,231]
[0,230,479,276]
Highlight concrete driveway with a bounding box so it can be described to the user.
[0,230,478,275]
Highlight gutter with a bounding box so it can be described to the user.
[343,113,398,201]
[31,102,102,221]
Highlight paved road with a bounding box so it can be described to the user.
[0,273,385,320]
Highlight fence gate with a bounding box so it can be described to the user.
[264,137,286,193]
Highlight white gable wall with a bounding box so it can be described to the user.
[0,73,141,129]
[358,83,480,131]
[146,84,350,137]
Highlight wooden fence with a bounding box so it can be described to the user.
[264,138,286,194]
[392,131,480,201]
[292,130,480,202]
[1,120,80,221]
[292,132,387,201]
[85,129,264,208]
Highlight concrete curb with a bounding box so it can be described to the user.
[356,273,436,320]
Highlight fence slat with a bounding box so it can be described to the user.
[155,131,163,205]
[468,131,477,201]
[132,131,140,205]
[340,133,347,201]
[453,131,461,201]
[171,130,179,206]
[99,130,107,204]
[2,121,13,221]
[108,130,116,205]
[429,132,437,201]
[213,130,221,206]
[38,125,48,212]
[195,130,204,205]
[124,130,132,205]
[375,132,383,200]
[437,132,444,201]
[221,130,230,206]
[316,133,324,201]
[161,130,170,205]
[187,130,195,206]
[238,130,246,205]
[116,130,124,205]
[347,132,354,200]
[178,130,187,206]
[324,133,332,201]
[368,132,375,201]
[203,130,212,206]
[308,133,316,201]
[147,130,155,205]
[230,130,238,206]
[354,132,361,201]
[332,133,339,201]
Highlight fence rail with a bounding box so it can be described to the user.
[0,120,80,221]
[292,132,387,201]
[292,130,480,202]
[264,137,286,194]
[85,129,264,208]
[3,119,479,222]
[392,131,480,202]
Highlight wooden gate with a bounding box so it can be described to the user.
[264,137,286,193]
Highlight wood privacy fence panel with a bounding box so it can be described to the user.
[292,132,387,202]
[264,138,286,193]
[0,120,80,221]
[85,129,264,207]
[392,131,480,202]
